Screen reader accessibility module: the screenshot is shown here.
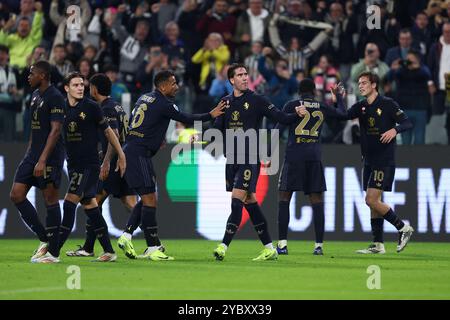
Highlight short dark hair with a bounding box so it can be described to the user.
[0,44,9,54]
[33,60,51,80]
[154,70,176,88]
[54,43,65,50]
[358,72,379,91]
[64,71,85,87]
[399,28,411,35]
[298,78,316,95]
[89,73,111,96]
[227,63,247,80]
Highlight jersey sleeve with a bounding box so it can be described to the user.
[49,94,65,123]
[258,95,298,125]
[93,103,110,131]
[162,102,212,124]
[391,100,413,133]
[103,106,119,130]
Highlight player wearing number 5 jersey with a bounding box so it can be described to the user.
[342,72,414,254]
[276,79,348,256]
[118,70,225,261]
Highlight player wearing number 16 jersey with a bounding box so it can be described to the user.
[276,79,347,256]
[119,70,225,261]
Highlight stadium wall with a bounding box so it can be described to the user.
[0,143,449,242]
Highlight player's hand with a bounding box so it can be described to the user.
[100,161,110,181]
[116,153,126,178]
[380,128,397,144]
[33,160,46,177]
[210,100,226,118]
[295,105,307,117]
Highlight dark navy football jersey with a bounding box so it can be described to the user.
[125,90,212,156]
[98,97,128,154]
[213,90,298,159]
[344,95,411,166]
[25,85,65,166]
[277,94,346,162]
[63,97,109,167]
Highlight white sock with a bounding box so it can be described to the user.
[122,232,132,240]
[146,246,159,254]
[220,243,228,251]
[264,243,274,250]
[278,240,287,248]
[315,243,323,249]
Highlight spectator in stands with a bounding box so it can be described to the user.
[76,57,94,89]
[351,43,390,97]
[233,0,271,61]
[0,1,43,70]
[244,41,265,93]
[428,21,450,142]
[196,0,237,52]
[311,54,340,106]
[209,64,233,102]
[104,64,129,104]
[52,43,74,78]
[385,29,418,68]
[108,6,152,94]
[161,21,186,67]
[258,46,297,126]
[49,0,92,58]
[136,45,169,93]
[11,0,42,33]
[152,0,178,35]
[388,50,434,144]
[191,32,230,91]
[324,1,358,86]
[412,11,433,58]
[0,44,21,141]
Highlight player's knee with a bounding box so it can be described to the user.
[43,193,59,206]
[309,193,323,205]
[365,196,378,208]
[10,190,25,204]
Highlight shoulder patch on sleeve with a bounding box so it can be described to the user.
[173,104,179,111]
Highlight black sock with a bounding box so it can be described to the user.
[222,198,244,246]
[141,206,160,247]
[46,204,61,257]
[312,202,325,244]
[85,207,114,253]
[383,208,405,231]
[59,200,77,249]
[246,202,272,246]
[278,200,290,240]
[371,218,384,243]
[82,217,96,253]
[15,199,48,242]
[125,201,142,235]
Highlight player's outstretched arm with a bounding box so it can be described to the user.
[104,127,126,177]
[165,100,226,124]
[33,121,62,178]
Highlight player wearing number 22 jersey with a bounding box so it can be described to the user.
[276,79,347,256]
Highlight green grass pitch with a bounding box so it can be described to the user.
[0,239,449,300]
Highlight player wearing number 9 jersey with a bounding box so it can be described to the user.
[276,79,347,256]
[119,70,225,261]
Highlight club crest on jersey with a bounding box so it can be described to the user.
[368,117,375,127]
[68,121,77,133]
[79,112,86,120]
[243,102,250,110]
[376,108,382,116]
[232,111,240,121]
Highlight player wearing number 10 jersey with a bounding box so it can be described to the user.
[276,79,347,256]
